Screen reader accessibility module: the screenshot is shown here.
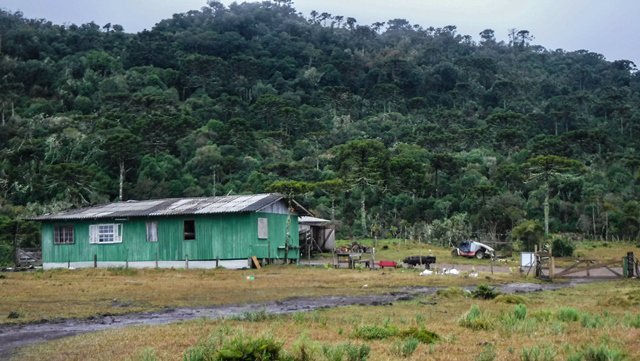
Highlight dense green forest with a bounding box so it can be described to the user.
[1,0,639,262]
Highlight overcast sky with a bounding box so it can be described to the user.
[1,0,638,65]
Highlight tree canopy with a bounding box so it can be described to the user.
[1,2,639,261]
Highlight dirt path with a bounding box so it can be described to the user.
[0,280,597,360]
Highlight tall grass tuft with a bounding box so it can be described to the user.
[623,313,640,328]
[352,325,398,340]
[289,334,320,361]
[322,343,370,361]
[556,307,580,322]
[231,309,279,322]
[321,344,345,361]
[292,312,306,323]
[215,335,282,361]
[344,343,370,361]
[183,345,211,361]
[459,304,493,330]
[514,304,527,320]
[500,304,538,333]
[567,343,626,361]
[475,344,496,361]
[138,348,158,361]
[580,313,604,329]
[520,345,556,361]
[531,310,553,322]
[391,338,420,358]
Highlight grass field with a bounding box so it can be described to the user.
[0,266,518,325]
[334,238,640,267]
[11,280,640,361]
[3,240,640,360]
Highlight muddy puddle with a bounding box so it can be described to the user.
[0,280,596,359]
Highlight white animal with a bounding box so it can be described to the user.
[419,269,433,276]
[443,268,459,275]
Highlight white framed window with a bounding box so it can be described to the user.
[146,221,158,242]
[89,224,123,244]
[258,218,268,239]
[54,225,74,244]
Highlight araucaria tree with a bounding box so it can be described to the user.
[525,155,585,235]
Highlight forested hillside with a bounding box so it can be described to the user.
[1,1,639,260]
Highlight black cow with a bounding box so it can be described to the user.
[403,256,436,269]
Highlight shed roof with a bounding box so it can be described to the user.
[299,216,332,225]
[31,193,311,221]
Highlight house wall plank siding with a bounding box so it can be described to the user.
[41,212,299,266]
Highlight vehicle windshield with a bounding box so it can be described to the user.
[458,241,471,252]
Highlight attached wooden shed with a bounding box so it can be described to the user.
[32,193,310,269]
[299,216,335,255]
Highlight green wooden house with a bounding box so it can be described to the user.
[32,194,310,269]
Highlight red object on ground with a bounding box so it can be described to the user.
[377,260,397,268]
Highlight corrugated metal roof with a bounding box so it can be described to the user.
[31,193,311,221]
[299,216,331,225]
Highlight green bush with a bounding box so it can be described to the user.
[472,284,500,300]
[398,327,439,344]
[7,310,22,319]
[0,243,13,266]
[512,220,544,251]
[552,238,575,257]
[215,335,282,361]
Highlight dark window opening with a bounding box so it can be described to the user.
[184,220,195,240]
[54,225,74,244]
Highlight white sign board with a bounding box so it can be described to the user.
[520,252,536,268]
